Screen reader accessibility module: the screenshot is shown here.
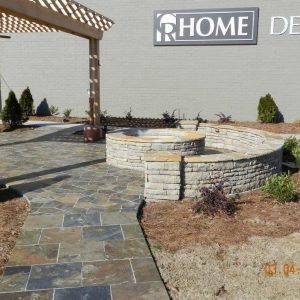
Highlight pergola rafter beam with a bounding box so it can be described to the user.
[0,0,113,39]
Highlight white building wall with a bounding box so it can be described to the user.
[0,0,300,121]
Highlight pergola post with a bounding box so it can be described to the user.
[89,38,101,126]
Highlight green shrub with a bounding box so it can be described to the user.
[215,112,232,123]
[257,93,278,123]
[283,137,300,163]
[292,147,300,167]
[36,99,51,116]
[49,105,59,116]
[0,91,23,127]
[19,87,34,116]
[125,107,133,120]
[63,108,72,119]
[283,136,299,155]
[263,173,297,203]
[162,110,176,123]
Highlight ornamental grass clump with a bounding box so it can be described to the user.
[263,173,297,203]
[49,105,59,116]
[0,91,23,128]
[192,184,237,216]
[257,93,278,123]
[63,108,72,119]
[162,109,176,123]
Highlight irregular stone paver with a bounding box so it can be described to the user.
[7,244,59,266]
[0,127,169,299]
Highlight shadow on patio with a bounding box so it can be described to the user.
[0,126,106,147]
[0,158,106,186]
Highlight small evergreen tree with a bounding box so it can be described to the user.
[19,87,34,116]
[36,98,51,116]
[0,91,23,127]
[257,93,278,123]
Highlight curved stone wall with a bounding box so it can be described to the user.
[144,124,284,201]
[106,128,206,171]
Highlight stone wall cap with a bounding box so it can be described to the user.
[107,128,205,143]
[144,151,182,162]
[177,120,199,125]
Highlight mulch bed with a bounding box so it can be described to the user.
[26,116,300,134]
[141,172,300,253]
[230,121,300,134]
[0,188,29,275]
[28,115,88,124]
[0,125,37,133]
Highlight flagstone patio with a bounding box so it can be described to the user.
[0,127,169,299]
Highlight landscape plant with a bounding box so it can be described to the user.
[49,105,59,116]
[63,108,72,119]
[36,99,51,116]
[293,119,300,126]
[283,137,299,155]
[19,87,34,116]
[195,112,207,123]
[0,91,23,128]
[257,93,278,123]
[192,184,237,216]
[125,107,133,120]
[100,110,109,121]
[283,136,300,163]
[263,173,297,203]
[292,147,300,167]
[215,112,232,123]
[162,110,176,123]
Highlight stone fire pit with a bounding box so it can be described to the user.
[106,128,206,171]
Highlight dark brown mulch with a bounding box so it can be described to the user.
[141,172,300,253]
[0,188,29,274]
[27,116,300,133]
[0,125,37,133]
[28,115,88,124]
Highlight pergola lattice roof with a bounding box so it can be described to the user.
[0,0,113,38]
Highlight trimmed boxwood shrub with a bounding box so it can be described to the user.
[19,87,34,116]
[257,93,278,123]
[0,91,23,127]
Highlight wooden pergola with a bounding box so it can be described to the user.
[0,0,113,125]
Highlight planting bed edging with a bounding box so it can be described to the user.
[144,124,283,201]
[106,128,205,171]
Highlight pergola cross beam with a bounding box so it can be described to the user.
[0,0,113,39]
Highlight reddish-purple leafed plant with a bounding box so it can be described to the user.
[192,184,237,216]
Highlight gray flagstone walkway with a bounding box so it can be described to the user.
[0,127,169,300]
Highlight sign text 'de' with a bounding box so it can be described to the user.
[154,8,259,45]
[271,16,300,35]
